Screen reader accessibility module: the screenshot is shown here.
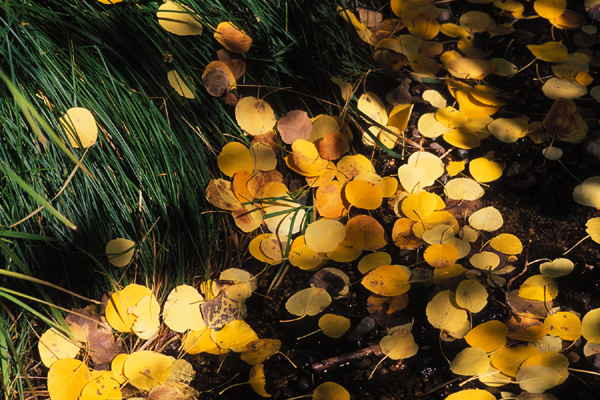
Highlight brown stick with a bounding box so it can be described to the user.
[311,343,382,372]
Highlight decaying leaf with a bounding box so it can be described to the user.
[214,22,252,53]
[241,339,281,365]
[362,265,411,296]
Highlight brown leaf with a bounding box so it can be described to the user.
[250,130,280,154]
[366,294,409,327]
[203,67,230,97]
[276,110,312,144]
[443,198,482,220]
[542,97,579,137]
[308,268,350,299]
[318,134,347,160]
[201,291,246,331]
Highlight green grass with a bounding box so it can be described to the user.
[0,0,379,397]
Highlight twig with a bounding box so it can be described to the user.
[311,343,382,372]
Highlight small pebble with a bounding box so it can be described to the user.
[582,129,600,165]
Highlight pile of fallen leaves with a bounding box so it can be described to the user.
[35,0,600,399]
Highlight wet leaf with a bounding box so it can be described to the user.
[426,290,469,333]
[527,41,568,62]
[362,265,411,296]
[313,381,350,400]
[236,96,276,136]
[157,2,202,36]
[445,178,484,201]
[379,328,419,359]
[464,320,507,352]
[582,308,600,343]
[519,275,559,301]
[319,314,351,338]
[285,287,332,317]
[450,347,490,376]
[573,177,600,208]
[540,258,574,277]
[544,311,581,340]
[249,364,270,397]
[215,320,258,352]
[490,346,540,377]
[455,279,488,313]
[445,389,495,400]
[105,238,135,267]
[241,339,281,366]
[490,233,523,255]
[469,206,503,231]
[516,365,561,393]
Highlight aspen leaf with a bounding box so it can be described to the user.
[123,351,173,391]
[398,164,433,193]
[358,252,392,274]
[202,62,234,97]
[586,217,600,243]
[469,206,503,231]
[163,285,204,333]
[410,54,442,76]
[80,372,121,400]
[167,70,195,99]
[544,312,582,340]
[542,147,563,160]
[465,320,507,352]
[440,23,470,38]
[392,218,425,250]
[105,284,152,332]
[277,110,312,144]
[491,58,518,76]
[345,180,383,210]
[319,314,351,338]
[490,346,540,377]
[105,238,135,267]
[157,2,202,36]
[424,243,459,268]
[402,191,439,221]
[346,215,387,250]
[241,339,281,365]
[232,204,263,233]
[315,180,348,219]
[48,358,92,400]
[388,103,414,133]
[506,314,548,341]
[455,279,488,313]
[421,224,455,245]
[38,328,80,368]
[543,97,578,136]
[336,154,375,183]
[358,92,388,126]
[573,177,600,209]
[206,178,241,211]
[445,389,495,400]
[407,151,445,182]
[362,265,411,296]
[542,77,587,100]
[181,327,225,355]
[305,219,346,253]
[426,290,469,333]
[214,22,252,54]
[408,12,439,40]
[110,354,127,385]
[215,320,258,352]
[469,157,503,183]
[379,328,419,359]
[422,90,446,108]
[447,57,495,79]
[128,294,161,340]
[450,347,490,376]
[471,85,509,106]
[582,308,600,343]
[309,268,350,299]
[519,275,559,301]
[445,178,484,201]
[443,127,481,149]
[540,258,574,277]
[436,106,467,128]
[217,142,253,177]
[456,90,499,119]
[285,287,332,317]
[516,365,561,393]
[487,117,525,143]
[249,364,270,398]
[527,42,568,62]
[490,233,523,255]
[288,236,323,271]
[460,11,491,33]
[236,97,276,136]
[418,113,452,138]
[250,142,277,172]
[313,381,350,400]
[535,0,567,19]
[60,107,98,148]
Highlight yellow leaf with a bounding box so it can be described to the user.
[285,287,332,317]
[407,151,445,182]
[345,180,383,210]
[388,103,414,132]
[408,12,440,40]
[516,365,562,393]
[288,236,324,270]
[206,178,242,211]
[443,127,481,149]
[542,77,588,99]
[487,117,527,143]
[573,177,600,209]
[401,191,439,221]
[362,264,411,296]
[319,314,351,338]
[459,11,491,33]
[446,161,465,176]
[167,70,195,99]
[447,57,495,79]
[455,279,488,313]
[358,252,392,274]
[544,312,582,340]
[163,285,205,333]
[313,381,350,400]
[38,328,80,368]
[157,1,203,36]
[469,251,500,271]
[490,346,539,377]
[379,328,419,360]
[123,350,173,391]
[105,238,135,267]
[250,142,277,172]
[217,142,253,177]
[445,177,484,201]
[534,0,567,19]
[445,389,495,400]
[527,41,568,62]
[489,233,522,255]
[469,157,503,183]
[358,92,388,126]
[235,96,276,136]
[468,206,503,231]
[110,354,127,384]
[426,290,468,333]
[587,217,600,243]
[305,219,347,253]
[582,308,600,343]
[540,257,574,277]
[48,359,92,400]
[59,107,98,148]
[242,339,281,365]
[105,284,152,332]
[215,320,258,352]
[182,327,226,355]
[464,320,507,352]
[79,372,121,400]
[424,243,459,268]
[440,23,469,38]
[519,274,559,301]
[249,364,271,397]
[214,22,252,54]
[422,90,446,108]
[450,347,490,376]
[128,294,161,340]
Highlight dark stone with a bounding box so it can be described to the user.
[582,129,600,166]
